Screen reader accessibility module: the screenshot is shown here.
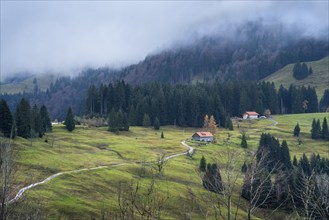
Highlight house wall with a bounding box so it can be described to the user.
[249,115,258,119]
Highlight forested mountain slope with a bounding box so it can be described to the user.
[1,22,328,120]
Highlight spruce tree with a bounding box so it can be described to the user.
[142,113,151,127]
[199,155,206,172]
[299,154,311,176]
[40,105,52,133]
[203,163,223,193]
[0,100,14,138]
[311,118,316,139]
[321,117,329,141]
[15,98,31,138]
[241,134,248,148]
[293,123,300,137]
[316,119,322,139]
[292,155,298,166]
[31,105,42,137]
[64,107,75,132]
[281,140,292,170]
[161,131,164,139]
[153,117,160,130]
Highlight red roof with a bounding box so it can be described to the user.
[195,132,213,137]
[244,111,259,115]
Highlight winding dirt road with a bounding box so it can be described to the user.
[8,141,193,204]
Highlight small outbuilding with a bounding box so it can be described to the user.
[192,132,214,142]
[243,111,259,119]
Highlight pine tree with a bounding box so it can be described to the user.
[241,134,248,148]
[199,155,206,172]
[0,100,14,138]
[142,113,151,127]
[64,107,75,132]
[153,117,160,130]
[293,123,300,137]
[161,131,164,139]
[15,98,31,138]
[40,105,52,133]
[321,117,329,141]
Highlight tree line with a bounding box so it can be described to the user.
[0,99,52,139]
[86,81,322,128]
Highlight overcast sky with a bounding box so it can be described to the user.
[1,1,328,78]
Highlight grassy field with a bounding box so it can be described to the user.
[0,74,56,94]
[264,56,329,98]
[8,112,329,219]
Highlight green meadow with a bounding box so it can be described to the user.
[9,112,329,219]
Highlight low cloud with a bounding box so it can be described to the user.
[1,1,328,78]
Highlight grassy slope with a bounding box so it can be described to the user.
[0,74,56,94]
[264,56,329,98]
[10,113,329,219]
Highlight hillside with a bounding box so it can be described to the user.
[0,74,57,94]
[5,113,329,218]
[264,56,329,98]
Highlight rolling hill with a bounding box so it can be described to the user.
[264,56,329,98]
[0,74,57,94]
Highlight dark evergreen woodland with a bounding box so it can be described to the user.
[85,81,319,128]
[0,100,14,138]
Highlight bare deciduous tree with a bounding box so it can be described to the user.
[115,178,170,220]
[241,150,282,220]
[198,149,245,220]
[0,137,15,220]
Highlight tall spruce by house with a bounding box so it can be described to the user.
[0,100,14,138]
[321,117,329,141]
[64,107,75,132]
[15,98,31,138]
[293,123,300,137]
